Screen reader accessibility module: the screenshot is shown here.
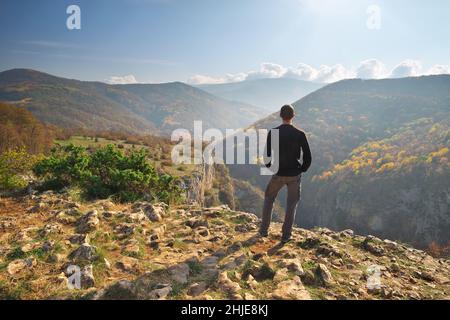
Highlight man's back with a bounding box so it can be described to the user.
[266,124,312,176]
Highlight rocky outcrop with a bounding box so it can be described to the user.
[308,174,450,249]
[0,191,449,300]
[185,163,215,206]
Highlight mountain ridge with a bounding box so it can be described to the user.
[0,69,267,136]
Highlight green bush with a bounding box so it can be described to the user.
[0,148,41,191]
[33,144,182,203]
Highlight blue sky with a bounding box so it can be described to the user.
[1,0,449,84]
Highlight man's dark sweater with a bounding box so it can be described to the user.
[265,124,312,176]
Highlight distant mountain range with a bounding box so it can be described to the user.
[229,75,450,247]
[0,69,267,135]
[197,78,323,111]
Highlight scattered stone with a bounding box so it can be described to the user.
[7,258,36,275]
[315,264,335,287]
[115,256,140,273]
[21,242,40,253]
[218,272,241,294]
[122,239,141,257]
[55,211,78,225]
[243,262,275,281]
[69,234,90,245]
[186,218,209,229]
[68,243,99,265]
[40,224,62,237]
[383,239,398,250]
[316,244,342,258]
[28,202,47,213]
[280,259,305,276]
[299,237,321,249]
[273,268,290,282]
[95,280,138,300]
[80,265,95,289]
[149,225,166,242]
[102,211,117,219]
[148,284,172,300]
[244,292,256,300]
[76,210,100,234]
[196,226,210,237]
[168,263,190,284]
[414,271,436,282]
[272,276,311,300]
[362,237,385,256]
[187,282,208,297]
[42,240,55,252]
[144,204,166,222]
[114,223,135,239]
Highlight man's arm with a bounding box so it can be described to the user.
[300,132,312,172]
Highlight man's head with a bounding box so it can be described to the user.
[280,104,295,122]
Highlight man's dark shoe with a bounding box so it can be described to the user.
[281,237,291,244]
[259,231,268,237]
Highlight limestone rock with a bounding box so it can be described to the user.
[7,258,36,275]
[68,243,99,265]
[69,234,90,245]
[315,263,335,287]
[168,263,190,284]
[40,223,62,237]
[148,284,172,300]
[280,258,305,276]
[115,256,140,273]
[187,282,208,297]
[218,272,241,294]
[95,280,138,300]
[144,204,166,222]
[76,210,99,234]
[272,276,311,300]
[80,265,95,289]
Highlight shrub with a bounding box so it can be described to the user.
[33,144,182,203]
[0,148,41,191]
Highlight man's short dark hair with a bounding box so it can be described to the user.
[280,104,295,120]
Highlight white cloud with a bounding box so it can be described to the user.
[106,74,138,85]
[390,60,422,78]
[356,59,386,79]
[188,73,247,85]
[426,64,450,75]
[315,64,355,83]
[246,63,288,80]
[285,63,317,81]
[188,59,450,85]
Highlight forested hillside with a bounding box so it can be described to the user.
[0,69,264,135]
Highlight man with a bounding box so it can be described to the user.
[260,104,312,243]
